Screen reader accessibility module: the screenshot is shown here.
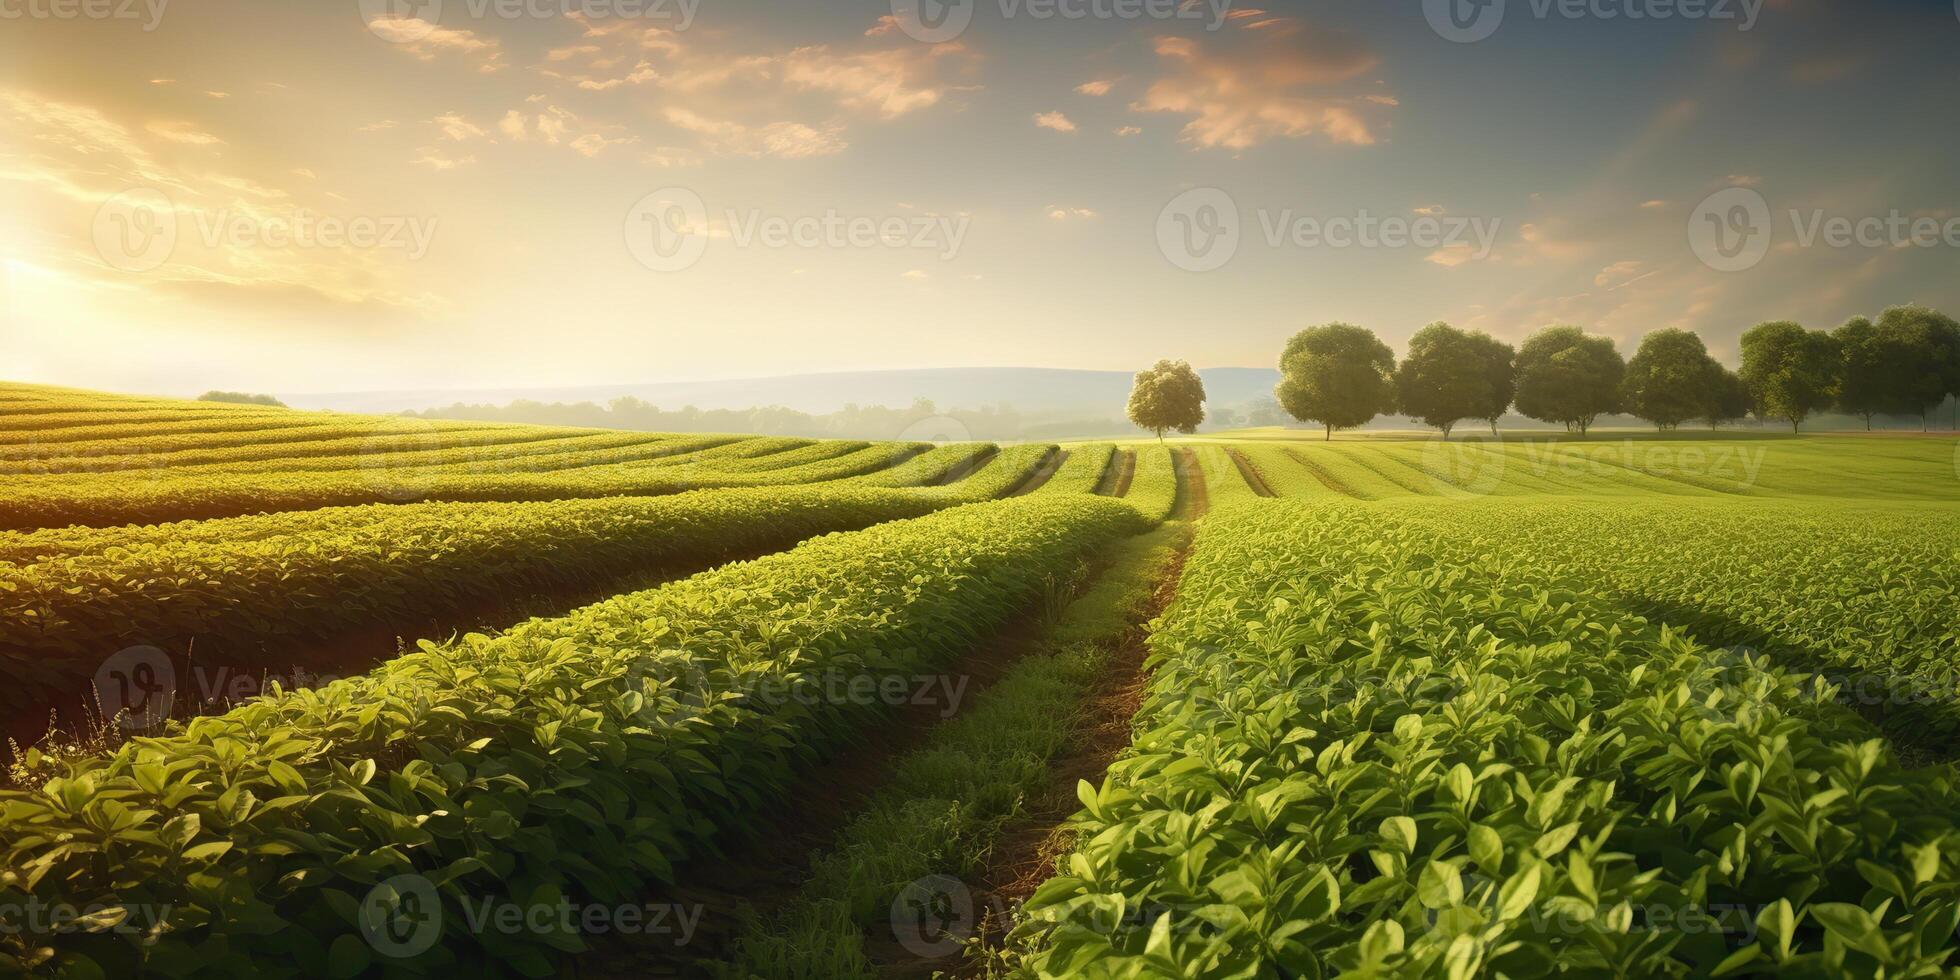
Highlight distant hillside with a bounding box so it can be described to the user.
[280,366,1283,417]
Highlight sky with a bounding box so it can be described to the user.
[2,0,1958,396]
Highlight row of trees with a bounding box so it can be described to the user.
[1267,305,1960,439]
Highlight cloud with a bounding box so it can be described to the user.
[1114,125,1142,136]
[901,269,928,280]
[433,113,487,141]
[366,17,506,73]
[146,121,224,145]
[780,45,967,119]
[1034,111,1076,132]
[1413,205,1445,216]
[411,147,476,170]
[1425,244,1480,267]
[1076,80,1114,96]
[663,107,847,159]
[1047,206,1097,220]
[1726,174,1762,187]
[1639,199,1668,209]
[0,89,446,315]
[1134,29,1389,149]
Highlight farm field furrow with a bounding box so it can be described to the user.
[0,428,655,476]
[0,485,1010,720]
[1228,444,1346,499]
[0,438,930,530]
[1032,443,1116,496]
[1011,499,1960,977]
[1286,444,1422,499]
[1120,446,1180,522]
[0,494,1149,977]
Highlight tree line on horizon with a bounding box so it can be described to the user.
[1127,305,1960,440]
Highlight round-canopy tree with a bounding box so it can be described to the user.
[1274,323,1396,441]
[1465,331,1516,435]
[1873,305,1960,431]
[1620,328,1719,430]
[1739,320,1840,433]
[1832,316,1889,430]
[1126,359,1206,442]
[1702,363,1753,429]
[1394,322,1494,440]
[1513,325,1625,436]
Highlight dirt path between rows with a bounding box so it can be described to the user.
[1093,449,1136,498]
[574,551,1116,978]
[1224,447,1277,498]
[880,448,1210,977]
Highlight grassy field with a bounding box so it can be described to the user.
[2,384,1958,978]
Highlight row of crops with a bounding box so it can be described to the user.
[0,493,1155,977]
[1195,435,1960,501]
[1008,497,1960,976]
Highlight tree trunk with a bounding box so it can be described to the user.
[1790,418,1800,434]
[1324,423,1332,442]
[1490,419,1499,436]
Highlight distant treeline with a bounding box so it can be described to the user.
[403,396,1146,441]
[198,391,286,407]
[1270,305,1960,438]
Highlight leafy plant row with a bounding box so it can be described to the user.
[1377,496,1960,739]
[1218,445,1342,500]
[0,441,933,531]
[1014,500,1960,977]
[1118,447,1180,522]
[3,430,695,477]
[723,521,1185,978]
[0,485,981,714]
[0,494,1151,978]
[1031,444,1117,497]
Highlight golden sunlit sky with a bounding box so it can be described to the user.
[3,0,1958,396]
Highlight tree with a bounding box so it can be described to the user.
[1393,322,1492,440]
[1126,359,1206,442]
[1465,331,1516,435]
[1620,328,1718,430]
[1739,321,1840,433]
[1832,316,1888,430]
[1873,305,1960,431]
[1513,326,1625,436]
[1702,364,1753,429]
[1274,323,1396,440]
[198,390,286,407]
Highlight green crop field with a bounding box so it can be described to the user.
[2,383,1959,978]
